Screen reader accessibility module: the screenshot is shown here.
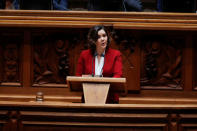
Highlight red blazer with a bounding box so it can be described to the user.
[76,48,122,78]
[76,48,122,103]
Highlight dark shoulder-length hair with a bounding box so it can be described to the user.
[87,25,110,55]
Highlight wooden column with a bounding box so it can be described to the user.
[22,31,31,88]
[183,35,194,91]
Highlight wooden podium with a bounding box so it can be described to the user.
[66,76,126,104]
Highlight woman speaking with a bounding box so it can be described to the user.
[76,25,123,103]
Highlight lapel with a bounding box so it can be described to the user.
[102,48,109,74]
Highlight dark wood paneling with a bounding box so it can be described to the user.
[0,11,197,131]
[0,10,197,103]
[0,111,9,131]
[1,102,197,131]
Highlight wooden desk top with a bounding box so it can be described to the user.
[1,100,197,110]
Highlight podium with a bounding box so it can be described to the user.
[66,76,127,104]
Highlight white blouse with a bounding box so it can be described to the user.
[94,51,105,76]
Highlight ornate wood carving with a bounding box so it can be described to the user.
[141,36,183,89]
[112,29,137,53]
[168,114,180,131]
[3,44,19,82]
[111,29,140,91]
[33,34,69,84]
[33,30,87,85]
[0,34,21,85]
[8,111,19,131]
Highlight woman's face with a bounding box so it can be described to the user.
[96,29,108,51]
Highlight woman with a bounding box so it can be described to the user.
[76,25,122,103]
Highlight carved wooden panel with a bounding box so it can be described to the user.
[111,29,140,91]
[32,29,88,85]
[0,33,22,86]
[140,35,183,90]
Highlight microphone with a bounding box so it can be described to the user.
[100,55,105,77]
[91,57,94,77]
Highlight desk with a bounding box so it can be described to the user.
[0,100,197,131]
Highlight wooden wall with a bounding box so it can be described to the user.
[0,9,197,131]
[0,10,196,99]
[0,10,197,103]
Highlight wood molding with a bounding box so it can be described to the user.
[0,10,197,30]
